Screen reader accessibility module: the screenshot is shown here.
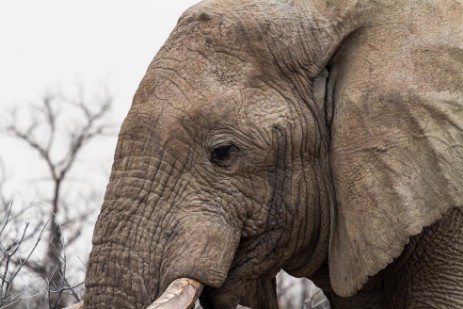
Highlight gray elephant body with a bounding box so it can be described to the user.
[84,0,463,308]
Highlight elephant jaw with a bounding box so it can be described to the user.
[64,278,204,309]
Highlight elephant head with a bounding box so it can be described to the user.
[82,0,463,308]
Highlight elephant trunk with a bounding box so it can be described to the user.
[83,154,241,308]
[84,216,238,307]
[159,215,240,293]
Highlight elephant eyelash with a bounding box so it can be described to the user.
[210,143,240,167]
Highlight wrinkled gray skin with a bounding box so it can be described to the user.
[84,0,463,308]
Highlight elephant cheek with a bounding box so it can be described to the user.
[159,217,240,294]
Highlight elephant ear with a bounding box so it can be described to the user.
[327,3,463,297]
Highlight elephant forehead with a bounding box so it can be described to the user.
[132,56,293,133]
[131,83,291,141]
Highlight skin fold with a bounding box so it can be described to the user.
[83,0,463,308]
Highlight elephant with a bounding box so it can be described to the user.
[77,0,463,308]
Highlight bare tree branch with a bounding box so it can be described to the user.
[0,205,51,308]
[46,224,82,308]
[2,87,113,308]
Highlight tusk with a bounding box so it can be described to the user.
[147,278,204,309]
[61,278,203,309]
[63,301,83,309]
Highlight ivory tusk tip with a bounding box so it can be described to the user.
[147,278,204,309]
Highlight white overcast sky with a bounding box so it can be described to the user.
[0,0,200,198]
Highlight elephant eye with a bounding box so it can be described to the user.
[210,144,240,167]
